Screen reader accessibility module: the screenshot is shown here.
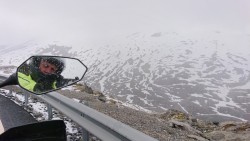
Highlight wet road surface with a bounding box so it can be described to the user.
[0,94,37,131]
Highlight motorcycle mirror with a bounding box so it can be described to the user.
[17,56,88,95]
[0,120,66,141]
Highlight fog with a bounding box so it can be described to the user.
[0,0,250,46]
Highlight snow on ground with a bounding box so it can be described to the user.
[61,85,75,91]
[0,69,16,77]
[0,72,11,77]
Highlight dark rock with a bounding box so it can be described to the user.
[98,94,107,102]
[169,120,202,135]
[213,121,220,126]
[191,118,198,123]
[84,84,93,94]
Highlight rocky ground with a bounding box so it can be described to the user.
[58,83,250,141]
[3,84,250,141]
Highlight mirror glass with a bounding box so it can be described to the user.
[17,56,87,95]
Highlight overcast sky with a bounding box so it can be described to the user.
[0,0,249,45]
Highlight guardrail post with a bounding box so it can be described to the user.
[81,127,89,141]
[25,93,29,106]
[81,101,89,141]
[47,104,53,120]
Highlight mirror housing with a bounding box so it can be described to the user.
[17,56,88,95]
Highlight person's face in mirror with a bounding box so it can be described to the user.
[39,60,58,75]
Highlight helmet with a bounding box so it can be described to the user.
[41,57,65,75]
[29,56,65,82]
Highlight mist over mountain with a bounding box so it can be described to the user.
[0,31,249,122]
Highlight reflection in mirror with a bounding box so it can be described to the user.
[17,56,87,95]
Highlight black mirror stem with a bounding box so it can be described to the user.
[0,73,18,88]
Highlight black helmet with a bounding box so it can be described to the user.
[29,56,65,83]
[41,57,65,75]
[30,56,65,75]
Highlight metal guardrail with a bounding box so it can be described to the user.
[0,76,158,141]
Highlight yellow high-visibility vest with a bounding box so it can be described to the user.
[18,72,56,93]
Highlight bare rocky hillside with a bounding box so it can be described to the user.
[57,84,250,141]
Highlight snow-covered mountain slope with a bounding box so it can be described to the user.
[78,32,250,121]
[0,31,249,122]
